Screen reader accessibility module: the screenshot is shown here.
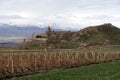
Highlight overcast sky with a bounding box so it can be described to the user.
[0,0,120,29]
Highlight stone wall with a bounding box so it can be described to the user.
[24,39,32,42]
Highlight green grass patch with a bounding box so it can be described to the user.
[11,60,120,80]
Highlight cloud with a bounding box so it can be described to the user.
[0,0,120,29]
[0,15,23,19]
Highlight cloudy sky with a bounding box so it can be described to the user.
[0,0,120,29]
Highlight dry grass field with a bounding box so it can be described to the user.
[0,46,120,79]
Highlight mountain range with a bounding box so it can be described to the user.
[0,23,76,37]
[0,24,46,37]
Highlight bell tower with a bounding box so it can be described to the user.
[48,26,51,33]
[46,26,51,34]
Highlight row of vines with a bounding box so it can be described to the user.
[0,49,120,79]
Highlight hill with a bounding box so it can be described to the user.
[18,23,120,49]
[73,23,120,45]
[48,23,120,47]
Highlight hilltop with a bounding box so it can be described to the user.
[71,23,120,46]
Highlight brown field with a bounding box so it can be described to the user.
[0,46,120,79]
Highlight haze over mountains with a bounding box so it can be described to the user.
[0,23,46,37]
[0,23,76,37]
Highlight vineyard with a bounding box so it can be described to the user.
[0,47,120,79]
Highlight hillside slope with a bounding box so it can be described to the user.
[19,23,120,49]
[50,23,120,44]
[74,23,120,45]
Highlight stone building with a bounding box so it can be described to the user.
[24,26,50,43]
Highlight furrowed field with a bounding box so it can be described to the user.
[0,46,120,79]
